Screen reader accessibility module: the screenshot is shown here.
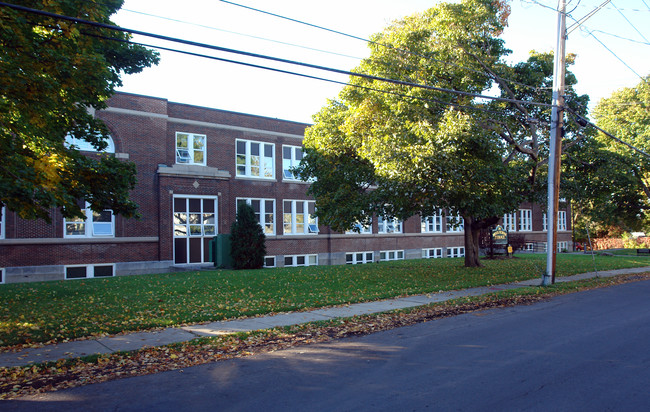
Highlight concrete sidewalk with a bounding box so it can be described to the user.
[1,266,648,368]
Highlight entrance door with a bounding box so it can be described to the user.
[173,196,217,264]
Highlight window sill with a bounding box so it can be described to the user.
[158,164,231,179]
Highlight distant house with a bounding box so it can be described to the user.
[0,92,572,283]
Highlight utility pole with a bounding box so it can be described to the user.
[544,0,566,286]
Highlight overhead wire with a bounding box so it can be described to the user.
[610,1,650,43]
[0,1,555,109]
[218,0,548,94]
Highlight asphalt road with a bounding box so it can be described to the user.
[4,279,650,411]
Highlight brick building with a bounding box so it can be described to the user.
[0,92,572,283]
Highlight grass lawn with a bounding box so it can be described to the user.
[1,253,649,348]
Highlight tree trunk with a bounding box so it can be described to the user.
[464,216,482,267]
[462,215,501,268]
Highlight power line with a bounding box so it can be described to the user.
[0,2,555,109]
[120,8,364,61]
[219,0,547,94]
[589,29,650,46]
[611,1,650,43]
[580,26,647,81]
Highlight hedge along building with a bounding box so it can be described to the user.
[0,92,572,283]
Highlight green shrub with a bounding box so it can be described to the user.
[230,203,266,269]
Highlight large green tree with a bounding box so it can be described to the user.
[0,0,158,221]
[298,0,593,267]
[592,75,650,201]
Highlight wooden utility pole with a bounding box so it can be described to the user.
[544,0,566,286]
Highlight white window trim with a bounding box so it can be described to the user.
[446,214,464,233]
[65,134,115,153]
[264,256,276,268]
[64,203,115,238]
[284,254,318,267]
[518,209,532,232]
[380,250,404,261]
[237,198,276,235]
[346,219,372,234]
[283,200,318,235]
[378,216,402,234]
[236,139,275,179]
[557,241,569,252]
[346,251,374,264]
[446,247,465,258]
[173,195,218,238]
[0,206,4,240]
[503,212,517,232]
[558,211,567,231]
[282,145,303,181]
[65,263,115,280]
[421,212,442,233]
[422,248,443,259]
[175,132,206,166]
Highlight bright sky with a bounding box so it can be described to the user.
[113,0,650,124]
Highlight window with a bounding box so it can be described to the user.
[557,241,568,252]
[282,145,303,180]
[422,248,443,259]
[346,252,374,264]
[176,132,206,165]
[65,134,115,153]
[237,198,275,235]
[503,212,516,232]
[236,139,274,178]
[518,209,532,232]
[524,243,535,251]
[380,250,404,261]
[378,216,402,234]
[558,211,567,231]
[421,212,442,233]
[0,268,4,284]
[447,247,465,258]
[446,214,464,233]
[346,218,372,234]
[264,256,276,268]
[543,212,567,231]
[65,264,115,280]
[283,200,318,235]
[173,196,218,264]
[284,254,318,267]
[64,204,114,238]
[0,206,4,239]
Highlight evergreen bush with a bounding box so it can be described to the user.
[230,202,266,269]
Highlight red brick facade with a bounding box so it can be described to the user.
[0,92,572,283]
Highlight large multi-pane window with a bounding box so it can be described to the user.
[446,214,464,233]
[176,132,206,165]
[543,212,567,231]
[237,198,275,235]
[236,139,274,178]
[346,218,372,234]
[503,212,517,232]
[282,145,303,180]
[283,200,317,235]
[173,196,217,264]
[65,134,115,153]
[421,212,442,233]
[64,204,114,238]
[558,211,567,231]
[518,209,532,231]
[378,216,402,234]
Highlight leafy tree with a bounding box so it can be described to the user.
[592,75,650,207]
[230,203,266,270]
[0,0,158,221]
[298,0,595,267]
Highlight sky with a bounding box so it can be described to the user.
[112,0,650,124]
